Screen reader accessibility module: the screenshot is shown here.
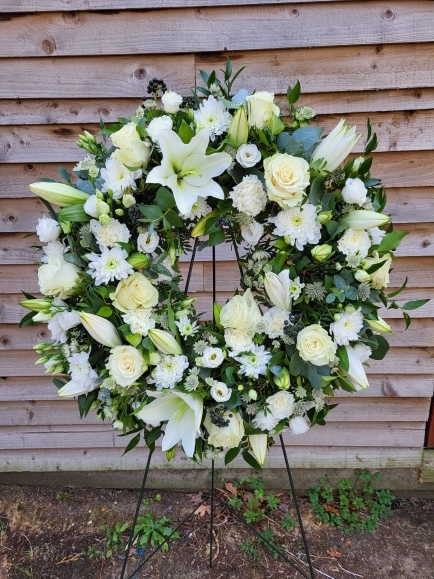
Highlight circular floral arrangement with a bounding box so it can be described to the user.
[21,61,427,469]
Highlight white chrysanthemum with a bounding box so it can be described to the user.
[90,218,131,248]
[193,95,232,141]
[175,316,199,338]
[224,328,255,356]
[229,175,267,217]
[252,410,279,432]
[146,115,173,144]
[263,307,290,339]
[270,204,321,250]
[289,276,305,299]
[101,157,142,199]
[368,226,386,245]
[234,344,272,379]
[86,246,133,285]
[36,216,61,243]
[137,231,160,253]
[181,197,212,220]
[122,309,156,336]
[67,351,98,392]
[48,310,81,344]
[338,228,371,258]
[329,309,364,346]
[41,240,67,263]
[148,354,189,389]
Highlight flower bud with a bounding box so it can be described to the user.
[191,209,220,237]
[311,244,333,262]
[249,434,267,466]
[237,384,244,391]
[316,211,333,224]
[365,317,392,333]
[227,106,249,147]
[115,209,125,216]
[174,309,189,319]
[126,253,151,270]
[354,269,370,282]
[180,298,196,308]
[344,304,356,314]
[33,310,53,322]
[248,389,258,401]
[99,214,111,225]
[96,189,104,200]
[311,119,361,173]
[122,194,136,209]
[79,312,122,348]
[169,246,177,266]
[339,210,391,230]
[333,313,341,321]
[273,367,290,390]
[29,182,90,207]
[148,352,161,365]
[148,329,183,355]
[20,298,52,312]
[264,271,292,311]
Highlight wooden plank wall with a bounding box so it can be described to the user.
[0,1,433,475]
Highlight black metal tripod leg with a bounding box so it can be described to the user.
[209,459,215,568]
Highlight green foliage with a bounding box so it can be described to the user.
[239,538,260,562]
[133,513,179,553]
[308,470,395,533]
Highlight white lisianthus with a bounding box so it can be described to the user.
[270,204,321,250]
[209,380,232,402]
[162,90,183,114]
[111,122,151,168]
[246,91,280,129]
[263,307,290,339]
[122,309,156,337]
[146,115,173,144]
[224,328,254,356]
[241,220,264,246]
[252,409,279,431]
[148,354,189,389]
[107,345,147,387]
[297,324,336,366]
[36,216,61,243]
[110,272,159,312]
[101,158,142,199]
[341,178,367,206]
[330,308,364,346]
[338,228,371,258]
[367,227,386,245]
[193,95,232,141]
[311,119,361,172]
[83,195,110,218]
[58,351,98,397]
[267,390,295,420]
[220,289,262,333]
[289,416,310,435]
[204,409,244,449]
[201,347,225,368]
[38,255,80,300]
[86,246,133,286]
[137,231,160,253]
[264,270,292,311]
[230,175,267,217]
[174,316,199,338]
[264,153,310,208]
[353,342,372,363]
[90,218,131,248]
[234,344,272,379]
[48,310,81,344]
[361,251,392,289]
[181,197,212,220]
[236,144,261,168]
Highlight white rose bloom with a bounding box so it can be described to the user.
[220,288,262,333]
[224,328,255,356]
[161,90,183,114]
[341,177,367,206]
[83,195,110,218]
[236,144,261,168]
[48,310,81,344]
[330,308,364,346]
[181,196,211,220]
[101,157,142,199]
[148,354,189,390]
[122,309,156,337]
[137,231,160,253]
[338,228,371,258]
[252,409,279,431]
[201,347,225,368]
[263,307,290,339]
[146,115,173,144]
[107,345,147,387]
[264,153,310,208]
[204,409,244,449]
[297,324,336,366]
[267,391,295,420]
[90,218,131,248]
[270,204,321,250]
[209,380,232,402]
[353,342,372,363]
[289,416,310,435]
[111,122,151,169]
[36,216,61,243]
[368,226,386,245]
[110,271,159,312]
[246,91,280,129]
[38,256,80,300]
[241,220,264,247]
[230,175,267,217]
[193,95,232,141]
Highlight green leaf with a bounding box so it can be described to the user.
[336,345,349,372]
[126,333,142,347]
[369,336,389,360]
[155,187,176,211]
[334,275,346,290]
[402,299,430,311]
[302,363,323,389]
[365,259,388,274]
[140,205,163,221]
[96,306,113,318]
[58,165,71,183]
[292,127,324,153]
[308,176,325,206]
[178,120,195,144]
[58,204,90,222]
[326,220,339,237]
[225,446,241,466]
[402,311,411,330]
[116,241,132,254]
[52,377,67,389]
[377,231,408,253]
[276,132,301,155]
[386,277,407,298]
[19,311,37,328]
[289,351,303,376]
[208,229,226,246]
[287,80,301,104]
[122,433,141,456]
[242,450,262,471]
[165,208,183,228]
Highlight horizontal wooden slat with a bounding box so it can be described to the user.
[1,3,433,57]
[0,445,423,471]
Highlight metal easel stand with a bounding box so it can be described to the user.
[119,237,315,579]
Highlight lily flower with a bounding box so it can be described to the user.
[136,390,203,457]
[79,312,122,348]
[57,379,98,398]
[345,345,370,391]
[146,129,232,215]
[249,434,268,466]
[264,270,292,311]
[29,182,90,207]
[311,119,361,172]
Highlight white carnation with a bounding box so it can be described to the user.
[41,240,67,263]
[146,115,173,144]
[148,354,189,389]
[101,157,142,199]
[338,228,371,258]
[90,218,131,248]
[241,220,264,247]
[330,308,364,346]
[342,178,367,206]
[137,231,159,253]
[36,216,61,243]
[266,391,295,420]
[224,328,254,356]
[48,310,81,344]
[236,144,261,168]
[67,351,98,392]
[194,95,232,141]
[122,309,156,336]
[252,410,279,431]
[368,226,386,245]
[270,204,321,250]
[263,307,290,339]
[230,175,267,217]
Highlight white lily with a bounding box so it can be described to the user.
[58,380,98,398]
[29,182,90,207]
[136,390,203,457]
[345,345,370,391]
[79,312,122,348]
[249,434,268,466]
[365,316,392,333]
[148,328,183,355]
[264,270,292,311]
[339,210,390,230]
[146,128,232,215]
[311,119,361,172]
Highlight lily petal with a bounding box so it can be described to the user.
[58,380,97,398]
[183,152,232,186]
[136,394,182,423]
[166,174,202,215]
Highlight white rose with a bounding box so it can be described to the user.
[202,347,225,368]
[252,410,279,432]
[204,409,245,449]
[38,258,80,299]
[220,288,262,332]
[230,175,267,217]
[289,416,310,435]
[362,251,392,289]
[36,216,60,243]
[48,310,81,344]
[110,272,159,312]
[146,115,173,144]
[107,345,147,387]
[266,391,295,420]
[236,144,261,168]
[338,228,371,258]
[264,153,310,208]
[341,177,367,206]
[246,91,280,129]
[111,122,151,168]
[83,195,110,218]
[137,231,160,253]
[352,342,372,363]
[210,381,232,402]
[224,328,254,355]
[241,221,264,246]
[297,324,336,367]
[162,91,183,114]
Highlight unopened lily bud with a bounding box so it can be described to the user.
[169,246,177,266]
[99,213,111,225]
[273,367,290,390]
[122,194,136,209]
[249,434,267,466]
[339,210,390,230]
[79,312,122,348]
[355,269,370,282]
[33,310,53,322]
[366,317,392,333]
[148,329,183,355]
[181,298,196,308]
[191,209,220,237]
[174,309,190,319]
[316,211,333,224]
[127,253,150,270]
[311,244,333,262]
[29,182,89,207]
[20,299,52,312]
[227,106,249,146]
[248,389,258,401]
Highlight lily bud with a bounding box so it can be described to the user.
[264,271,292,311]
[345,345,370,390]
[227,106,249,146]
[191,209,220,237]
[354,269,370,282]
[316,210,333,224]
[20,298,52,312]
[365,317,392,333]
[29,182,90,207]
[33,310,53,322]
[249,434,267,466]
[148,329,183,355]
[169,246,177,266]
[122,194,136,208]
[339,210,390,230]
[174,309,190,319]
[181,298,196,308]
[95,188,104,200]
[127,253,151,270]
[273,367,290,390]
[311,119,362,173]
[79,312,122,348]
[311,244,333,262]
